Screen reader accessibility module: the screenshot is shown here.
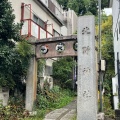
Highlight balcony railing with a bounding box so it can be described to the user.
[21,3,53,39]
[21,19,53,39]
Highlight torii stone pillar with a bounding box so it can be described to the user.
[25,37,37,111]
[77,16,97,120]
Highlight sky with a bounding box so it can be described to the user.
[103,8,112,16]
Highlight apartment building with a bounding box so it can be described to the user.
[9,0,68,37]
[8,0,78,90]
[110,0,119,109]
[8,0,68,86]
[0,0,78,109]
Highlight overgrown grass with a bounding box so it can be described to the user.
[26,85,75,119]
[103,96,115,119]
[71,114,77,120]
[0,96,25,120]
[0,85,75,120]
[24,110,46,120]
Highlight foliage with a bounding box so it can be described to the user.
[57,0,68,10]
[96,15,114,116]
[24,110,45,120]
[67,0,86,15]
[0,0,32,90]
[0,40,32,90]
[11,40,32,93]
[101,0,109,9]
[0,96,25,120]
[103,96,115,119]
[71,115,77,120]
[26,84,75,119]
[100,15,114,96]
[36,84,75,110]
[57,0,109,16]
[118,102,120,109]
[37,59,45,77]
[0,0,21,46]
[52,57,75,89]
[0,0,19,88]
[67,0,98,15]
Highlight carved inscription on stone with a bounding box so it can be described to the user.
[77,16,97,120]
[82,46,90,54]
[82,27,91,35]
[83,90,91,99]
[82,67,90,75]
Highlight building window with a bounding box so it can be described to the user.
[33,15,46,29]
[33,15,39,24]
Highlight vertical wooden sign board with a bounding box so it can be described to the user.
[77,16,97,120]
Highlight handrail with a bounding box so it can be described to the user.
[22,19,53,38]
[23,19,53,36]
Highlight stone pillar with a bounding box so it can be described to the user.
[25,37,37,111]
[77,16,97,120]
[0,87,9,106]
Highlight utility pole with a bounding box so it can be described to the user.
[98,0,101,60]
[98,0,103,112]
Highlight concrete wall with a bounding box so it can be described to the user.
[54,1,64,21]
[63,9,78,35]
[40,0,48,7]
[71,10,78,34]
[61,26,68,36]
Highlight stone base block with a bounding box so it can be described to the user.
[97,113,105,120]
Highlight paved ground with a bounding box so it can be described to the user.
[44,99,77,120]
[44,99,109,120]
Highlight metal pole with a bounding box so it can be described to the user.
[98,0,103,112]
[98,0,101,60]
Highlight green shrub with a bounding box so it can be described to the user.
[35,85,75,110]
[0,96,25,120]
[103,96,115,119]
[71,114,77,120]
[53,57,76,89]
[0,85,75,120]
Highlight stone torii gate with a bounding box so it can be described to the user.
[26,16,97,120]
